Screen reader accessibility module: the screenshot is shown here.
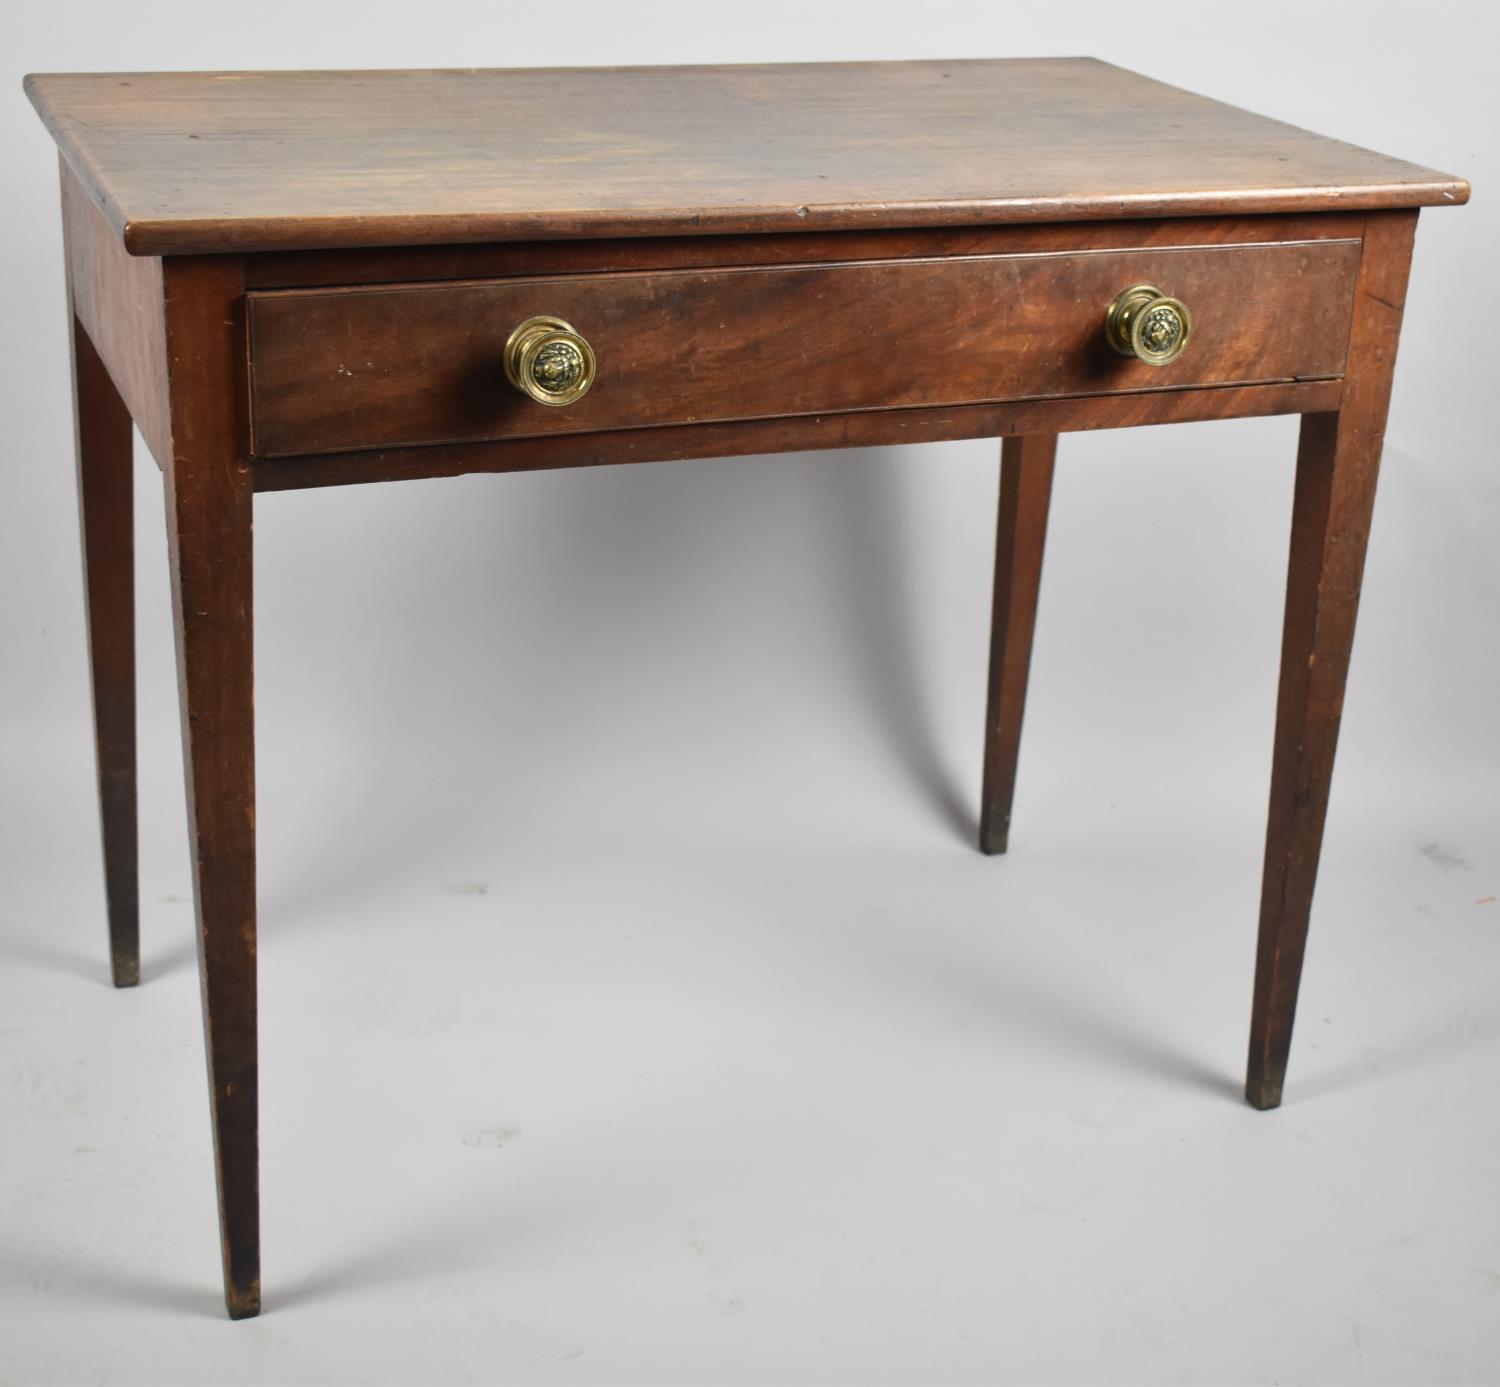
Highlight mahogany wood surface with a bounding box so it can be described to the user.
[980,435,1058,857]
[60,160,171,465]
[250,378,1345,493]
[247,238,1360,458]
[160,256,260,1318]
[1245,210,1418,1111]
[30,59,1469,1320]
[241,212,1370,290]
[68,316,139,988]
[25,61,1468,256]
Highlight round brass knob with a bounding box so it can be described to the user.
[504,316,596,406]
[1105,284,1192,367]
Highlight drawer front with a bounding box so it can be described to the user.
[247,239,1361,459]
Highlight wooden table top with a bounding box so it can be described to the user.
[27,59,1468,257]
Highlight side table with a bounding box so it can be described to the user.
[25,58,1468,1317]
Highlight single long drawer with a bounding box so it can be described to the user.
[246,239,1361,459]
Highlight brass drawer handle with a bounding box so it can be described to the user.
[504,315,596,405]
[1105,284,1192,366]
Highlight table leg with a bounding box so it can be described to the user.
[70,315,139,987]
[162,260,260,1317]
[1246,211,1417,1110]
[979,433,1057,855]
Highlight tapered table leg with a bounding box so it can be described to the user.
[69,315,139,987]
[1246,211,1418,1110]
[979,434,1058,856]
[162,259,260,1317]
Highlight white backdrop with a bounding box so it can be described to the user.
[2,4,1497,1384]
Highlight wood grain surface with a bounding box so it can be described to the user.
[161,256,261,1319]
[61,160,170,464]
[68,316,140,988]
[28,48,1473,1320]
[250,377,1343,492]
[238,212,1377,290]
[980,435,1057,858]
[25,61,1468,256]
[1245,210,1418,1110]
[247,238,1361,458]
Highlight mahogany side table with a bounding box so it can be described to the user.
[25,59,1468,1318]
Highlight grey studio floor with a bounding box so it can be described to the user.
[3,416,1498,1385]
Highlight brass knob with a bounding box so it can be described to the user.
[504,316,596,406]
[1105,284,1192,367]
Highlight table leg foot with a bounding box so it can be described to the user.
[225,1279,262,1320]
[1245,1073,1284,1112]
